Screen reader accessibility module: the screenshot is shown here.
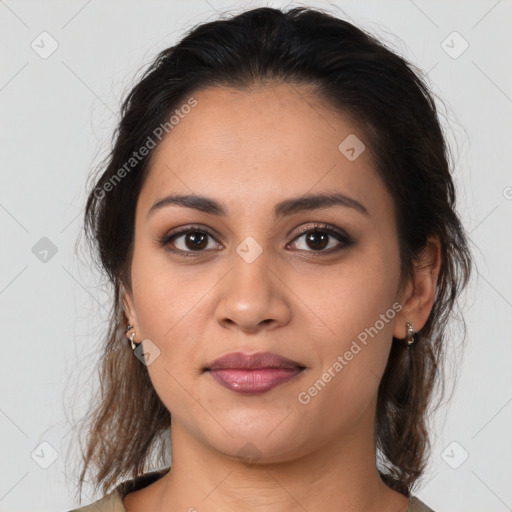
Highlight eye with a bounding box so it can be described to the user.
[159,226,222,256]
[159,223,353,257]
[288,223,353,254]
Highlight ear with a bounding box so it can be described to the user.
[393,236,442,339]
[121,281,137,328]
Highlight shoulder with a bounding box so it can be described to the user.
[65,467,171,512]
[66,489,122,512]
[408,495,436,512]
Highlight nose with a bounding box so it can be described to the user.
[214,250,292,334]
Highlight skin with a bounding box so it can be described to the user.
[121,83,441,512]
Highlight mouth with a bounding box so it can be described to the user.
[203,351,307,395]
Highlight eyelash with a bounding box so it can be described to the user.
[158,223,354,258]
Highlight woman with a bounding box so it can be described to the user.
[68,6,472,512]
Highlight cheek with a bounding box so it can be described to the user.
[129,244,217,382]
[130,263,206,418]
[298,247,399,346]
[132,273,205,364]
[130,240,197,338]
[294,300,395,436]
[294,247,399,409]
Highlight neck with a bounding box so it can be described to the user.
[152,403,408,512]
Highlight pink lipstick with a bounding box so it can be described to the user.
[204,351,306,395]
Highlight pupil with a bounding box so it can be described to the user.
[187,231,207,250]
[307,231,328,250]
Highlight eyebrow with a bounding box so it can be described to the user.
[147,191,369,220]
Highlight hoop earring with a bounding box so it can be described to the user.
[405,322,417,347]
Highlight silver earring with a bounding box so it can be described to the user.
[125,324,141,350]
[129,331,142,351]
[405,322,417,347]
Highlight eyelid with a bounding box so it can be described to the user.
[287,222,353,249]
[291,223,342,238]
[162,223,224,242]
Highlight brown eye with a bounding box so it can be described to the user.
[159,223,353,257]
[160,227,222,254]
[303,230,329,250]
[181,231,209,251]
[289,224,353,253]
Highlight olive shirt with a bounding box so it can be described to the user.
[67,467,435,512]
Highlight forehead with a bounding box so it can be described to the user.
[137,83,389,220]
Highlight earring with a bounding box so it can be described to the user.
[405,322,417,347]
[129,332,141,350]
[130,331,142,350]
[125,324,141,350]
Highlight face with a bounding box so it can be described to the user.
[123,83,407,463]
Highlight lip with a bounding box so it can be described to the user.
[205,351,305,371]
[204,351,307,395]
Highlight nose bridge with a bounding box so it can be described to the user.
[214,238,291,332]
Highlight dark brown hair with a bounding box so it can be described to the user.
[74,5,473,502]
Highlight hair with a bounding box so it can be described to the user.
[76,5,473,501]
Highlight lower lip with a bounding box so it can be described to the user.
[207,368,304,395]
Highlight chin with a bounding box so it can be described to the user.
[204,425,311,465]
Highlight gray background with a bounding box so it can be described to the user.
[1,1,511,511]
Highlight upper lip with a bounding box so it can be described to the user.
[204,351,306,371]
